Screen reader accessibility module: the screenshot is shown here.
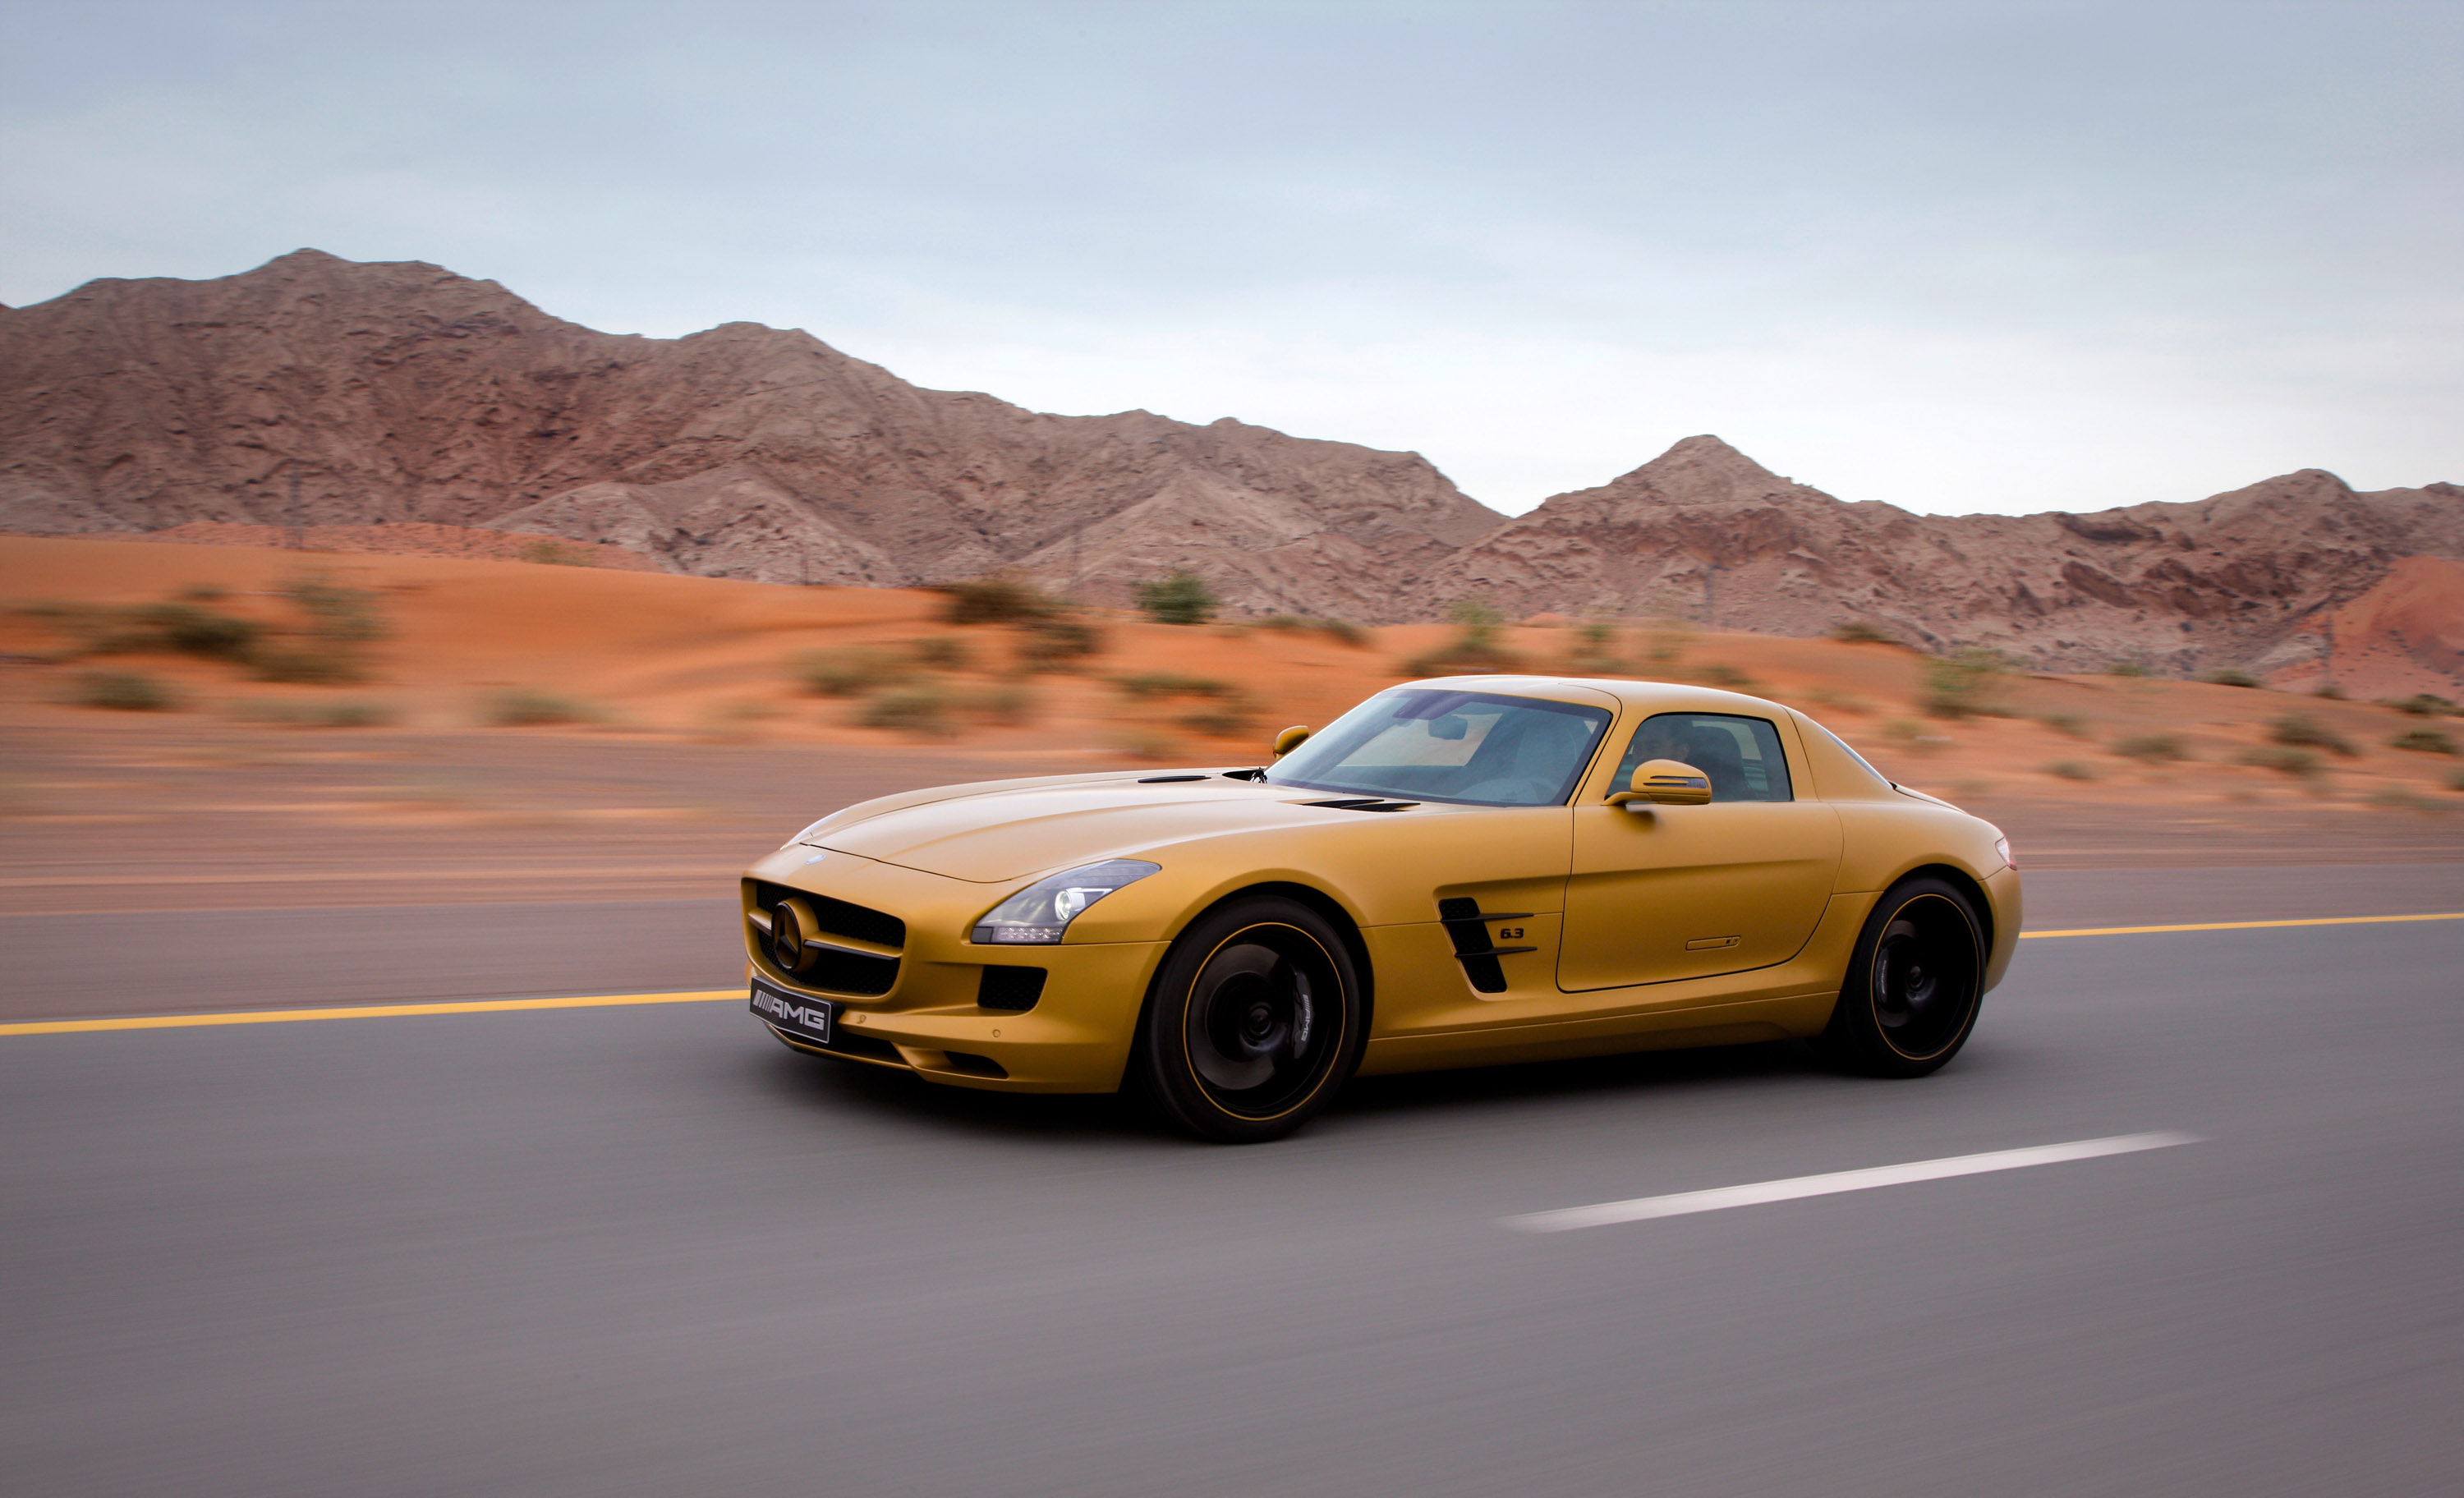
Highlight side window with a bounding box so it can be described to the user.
[1611,713,1793,802]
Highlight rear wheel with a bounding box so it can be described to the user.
[1813,876,1986,1078]
[1133,896,1364,1143]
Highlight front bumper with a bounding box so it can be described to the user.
[744,845,1167,1093]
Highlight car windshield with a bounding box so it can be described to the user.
[1264,689,1611,806]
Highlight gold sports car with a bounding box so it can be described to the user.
[743,675,2021,1142]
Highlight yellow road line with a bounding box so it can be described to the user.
[2022,912,2464,940]
[0,990,741,1036]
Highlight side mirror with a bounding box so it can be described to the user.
[1271,725,1312,758]
[1606,758,1712,807]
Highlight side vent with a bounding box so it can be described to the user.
[1437,896,1537,994]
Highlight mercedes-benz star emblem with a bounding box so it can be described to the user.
[770,903,806,973]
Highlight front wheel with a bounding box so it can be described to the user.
[1812,876,1986,1078]
[1132,896,1365,1143]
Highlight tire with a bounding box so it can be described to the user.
[1132,896,1366,1143]
[1812,875,1987,1078]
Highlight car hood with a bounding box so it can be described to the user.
[813,779,1350,882]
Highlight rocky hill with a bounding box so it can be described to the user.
[0,250,1499,615]
[2,250,2457,685]
[1429,435,2464,678]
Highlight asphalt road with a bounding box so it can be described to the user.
[7,875,2462,1496]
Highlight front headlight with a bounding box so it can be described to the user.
[971,860,1161,944]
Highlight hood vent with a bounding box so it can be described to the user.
[1301,797,1421,813]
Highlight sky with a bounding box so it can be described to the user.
[2,0,2457,517]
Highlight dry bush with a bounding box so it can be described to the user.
[1693,662,1760,690]
[2388,727,2458,756]
[954,683,1038,725]
[486,688,598,727]
[1111,727,1179,760]
[518,540,597,567]
[2237,745,2322,779]
[1015,617,1105,669]
[1179,696,1259,738]
[72,670,176,711]
[1829,619,1899,645]
[2043,760,2097,780]
[2106,659,2151,678]
[1921,648,2011,719]
[1115,672,1239,700]
[791,646,900,696]
[2113,733,2186,763]
[937,572,1054,624]
[232,698,398,728]
[2383,693,2457,717]
[2039,713,2090,738]
[1135,571,1218,625]
[858,684,951,737]
[1405,600,1521,676]
[2201,667,2262,689]
[1804,687,1871,715]
[1258,614,1368,647]
[906,636,972,670]
[2269,713,2356,756]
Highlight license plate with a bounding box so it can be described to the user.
[750,981,835,1044]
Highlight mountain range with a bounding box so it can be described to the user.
[2,250,2457,687]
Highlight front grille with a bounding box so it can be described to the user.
[749,879,904,997]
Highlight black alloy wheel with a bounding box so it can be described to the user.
[1133,895,1365,1143]
[1813,875,1987,1078]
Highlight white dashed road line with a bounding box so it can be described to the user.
[1506,1131,2204,1233]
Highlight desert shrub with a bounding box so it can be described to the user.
[2449,768,2464,793]
[1829,619,1898,645]
[2039,713,2089,738]
[72,670,175,711]
[1258,613,1368,646]
[2201,667,2262,689]
[135,600,262,659]
[2383,693,2457,717]
[955,683,1037,725]
[859,684,951,736]
[2236,745,2321,778]
[1693,662,1758,690]
[282,575,388,644]
[2113,733,2186,763]
[1115,672,1239,700]
[2311,682,2344,699]
[791,646,899,696]
[937,572,1053,624]
[1563,618,1625,674]
[2043,760,2097,781]
[2269,712,2356,756]
[1802,687,1871,715]
[2388,727,2459,756]
[1179,695,1260,738]
[1406,600,1521,676]
[1135,570,1219,626]
[905,636,971,670]
[232,698,398,728]
[486,688,596,727]
[2106,659,2150,678]
[1015,617,1105,669]
[518,539,596,567]
[1921,647,2011,719]
[250,641,366,684]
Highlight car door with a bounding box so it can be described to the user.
[1558,710,1842,992]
